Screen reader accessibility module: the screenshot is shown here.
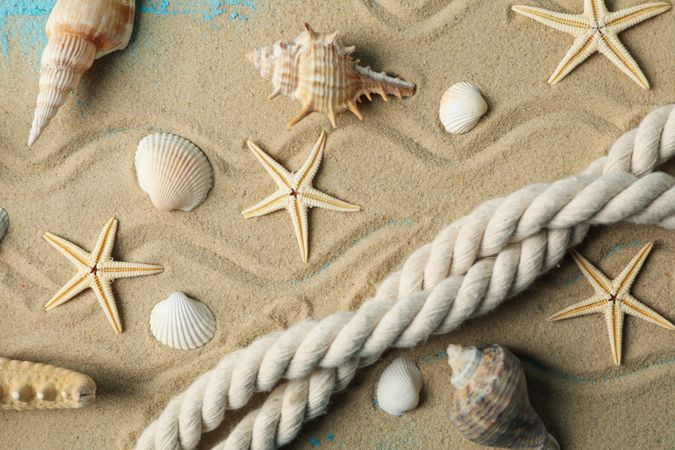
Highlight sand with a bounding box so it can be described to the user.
[0,0,673,448]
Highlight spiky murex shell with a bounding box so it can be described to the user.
[248,23,415,128]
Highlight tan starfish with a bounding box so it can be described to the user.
[44,218,163,334]
[242,131,360,262]
[512,0,671,89]
[549,242,674,365]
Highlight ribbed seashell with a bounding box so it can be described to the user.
[149,292,216,350]
[447,344,559,450]
[0,208,8,243]
[376,357,423,416]
[439,82,488,134]
[248,23,415,128]
[28,0,135,146]
[135,133,214,212]
[0,357,96,410]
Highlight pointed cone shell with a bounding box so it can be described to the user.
[28,0,135,146]
[0,208,8,243]
[439,82,488,134]
[135,133,214,212]
[376,357,423,416]
[447,344,559,449]
[249,23,415,128]
[150,292,216,350]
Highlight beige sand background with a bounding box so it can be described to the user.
[1,0,674,448]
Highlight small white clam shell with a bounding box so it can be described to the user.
[439,82,488,134]
[135,133,213,212]
[150,292,216,350]
[376,357,422,416]
[0,208,8,243]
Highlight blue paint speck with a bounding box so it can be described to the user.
[310,437,321,447]
[1,0,258,57]
[326,433,335,442]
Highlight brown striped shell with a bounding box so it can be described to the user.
[446,344,559,449]
[28,0,135,146]
[0,357,96,410]
[248,23,416,128]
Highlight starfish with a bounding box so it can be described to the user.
[549,242,674,365]
[242,131,360,262]
[512,0,671,89]
[44,218,163,334]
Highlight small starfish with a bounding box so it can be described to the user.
[44,218,163,334]
[549,242,674,365]
[512,0,671,89]
[242,131,360,262]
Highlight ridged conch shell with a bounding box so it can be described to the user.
[376,357,423,416]
[28,0,135,146]
[439,82,488,134]
[447,344,559,450]
[248,23,416,128]
[0,357,96,410]
[135,133,214,212]
[0,208,8,243]
[149,292,216,350]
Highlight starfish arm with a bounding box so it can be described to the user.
[547,294,608,321]
[44,272,90,310]
[597,32,650,89]
[242,191,289,219]
[246,140,292,189]
[613,241,654,297]
[90,275,122,334]
[91,218,118,265]
[604,301,624,365]
[511,5,590,35]
[584,0,608,23]
[301,187,361,213]
[294,131,327,190]
[287,198,309,263]
[43,232,91,269]
[622,294,675,330]
[548,31,598,85]
[605,2,672,34]
[569,248,613,295]
[98,261,163,280]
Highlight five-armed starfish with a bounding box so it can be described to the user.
[44,218,163,334]
[242,131,360,262]
[549,242,674,365]
[512,0,671,89]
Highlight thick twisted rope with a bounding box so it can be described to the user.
[136,105,675,450]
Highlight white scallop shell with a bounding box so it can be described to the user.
[376,357,422,416]
[149,292,216,350]
[135,133,213,212]
[0,208,8,243]
[439,82,488,134]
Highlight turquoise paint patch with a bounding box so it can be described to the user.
[326,433,335,442]
[310,436,321,447]
[0,0,257,57]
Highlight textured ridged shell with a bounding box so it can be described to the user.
[376,357,423,416]
[0,208,8,243]
[28,0,135,146]
[149,292,216,350]
[0,357,96,411]
[447,344,559,450]
[135,133,214,212]
[439,82,488,134]
[248,23,415,128]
